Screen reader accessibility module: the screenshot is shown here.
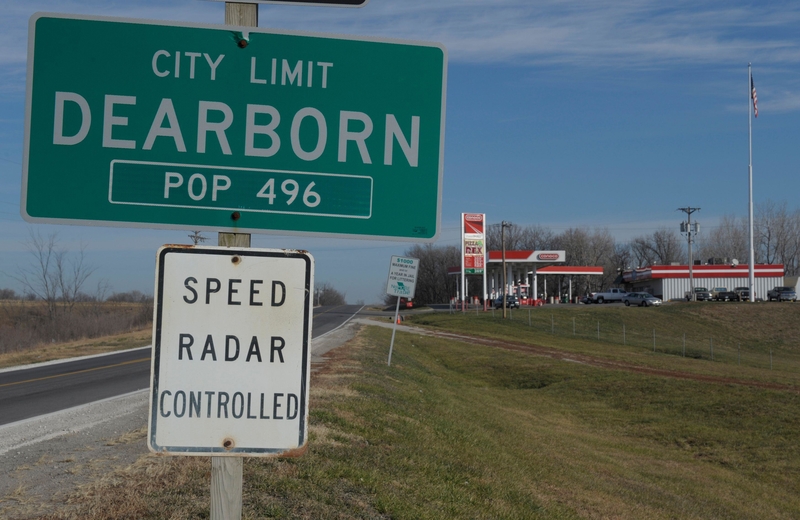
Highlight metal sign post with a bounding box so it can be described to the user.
[148,246,313,517]
[385,255,419,366]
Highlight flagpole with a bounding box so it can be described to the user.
[748,63,755,301]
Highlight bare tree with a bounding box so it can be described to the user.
[56,243,94,314]
[316,282,346,306]
[630,228,683,267]
[553,227,614,266]
[552,227,616,292]
[486,223,555,251]
[697,214,748,263]
[394,243,460,305]
[609,242,633,280]
[12,230,96,319]
[755,200,800,274]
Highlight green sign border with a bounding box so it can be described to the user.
[22,12,446,241]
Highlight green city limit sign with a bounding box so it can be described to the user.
[23,13,446,240]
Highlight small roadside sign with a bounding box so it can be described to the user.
[148,245,313,456]
[385,255,418,366]
[386,255,419,298]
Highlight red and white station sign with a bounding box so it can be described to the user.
[462,213,485,274]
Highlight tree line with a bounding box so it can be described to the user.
[399,200,800,304]
[1,231,155,316]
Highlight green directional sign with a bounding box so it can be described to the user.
[23,13,446,240]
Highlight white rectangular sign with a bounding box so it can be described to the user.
[148,246,313,456]
[386,256,419,297]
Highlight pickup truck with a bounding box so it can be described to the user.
[588,288,627,304]
[733,287,750,301]
[768,286,797,302]
[711,287,736,301]
[685,287,712,301]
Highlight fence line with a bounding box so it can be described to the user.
[475,309,795,374]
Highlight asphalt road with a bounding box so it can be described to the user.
[0,304,364,427]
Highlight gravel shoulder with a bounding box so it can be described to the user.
[0,321,360,519]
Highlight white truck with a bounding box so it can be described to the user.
[588,288,627,304]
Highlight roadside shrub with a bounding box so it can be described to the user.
[0,301,152,354]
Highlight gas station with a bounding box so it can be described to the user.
[449,250,604,306]
[454,214,604,308]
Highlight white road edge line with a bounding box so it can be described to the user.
[314,305,365,340]
[0,320,361,454]
[0,345,152,374]
[0,388,149,456]
[0,306,364,375]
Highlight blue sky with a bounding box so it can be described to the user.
[1,0,799,303]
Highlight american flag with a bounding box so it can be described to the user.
[751,76,758,118]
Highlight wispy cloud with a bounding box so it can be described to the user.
[3,0,800,69]
[253,0,800,69]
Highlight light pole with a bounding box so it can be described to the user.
[678,207,700,301]
[501,221,512,318]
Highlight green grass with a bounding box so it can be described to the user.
[49,322,800,519]
[409,303,800,384]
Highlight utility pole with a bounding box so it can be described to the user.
[748,63,757,302]
[501,221,512,318]
[678,207,700,301]
[188,231,207,245]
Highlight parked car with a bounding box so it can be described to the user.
[733,287,750,301]
[685,287,712,301]
[767,286,797,302]
[494,295,520,309]
[711,287,736,301]
[588,288,627,304]
[623,292,662,307]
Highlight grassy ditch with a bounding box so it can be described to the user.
[43,324,800,519]
[409,303,800,385]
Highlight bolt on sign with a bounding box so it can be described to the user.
[22,13,446,240]
[148,246,313,456]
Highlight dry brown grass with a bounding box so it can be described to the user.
[30,333,371,520]
[0,300,152,356]
[0,327,151,369]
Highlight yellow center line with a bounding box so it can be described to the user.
[314,304,345,316]
[0,357,150,389]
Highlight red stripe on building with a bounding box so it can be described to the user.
[624,264,783,280]
[538,266,604,275]
[488,251,536,260]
